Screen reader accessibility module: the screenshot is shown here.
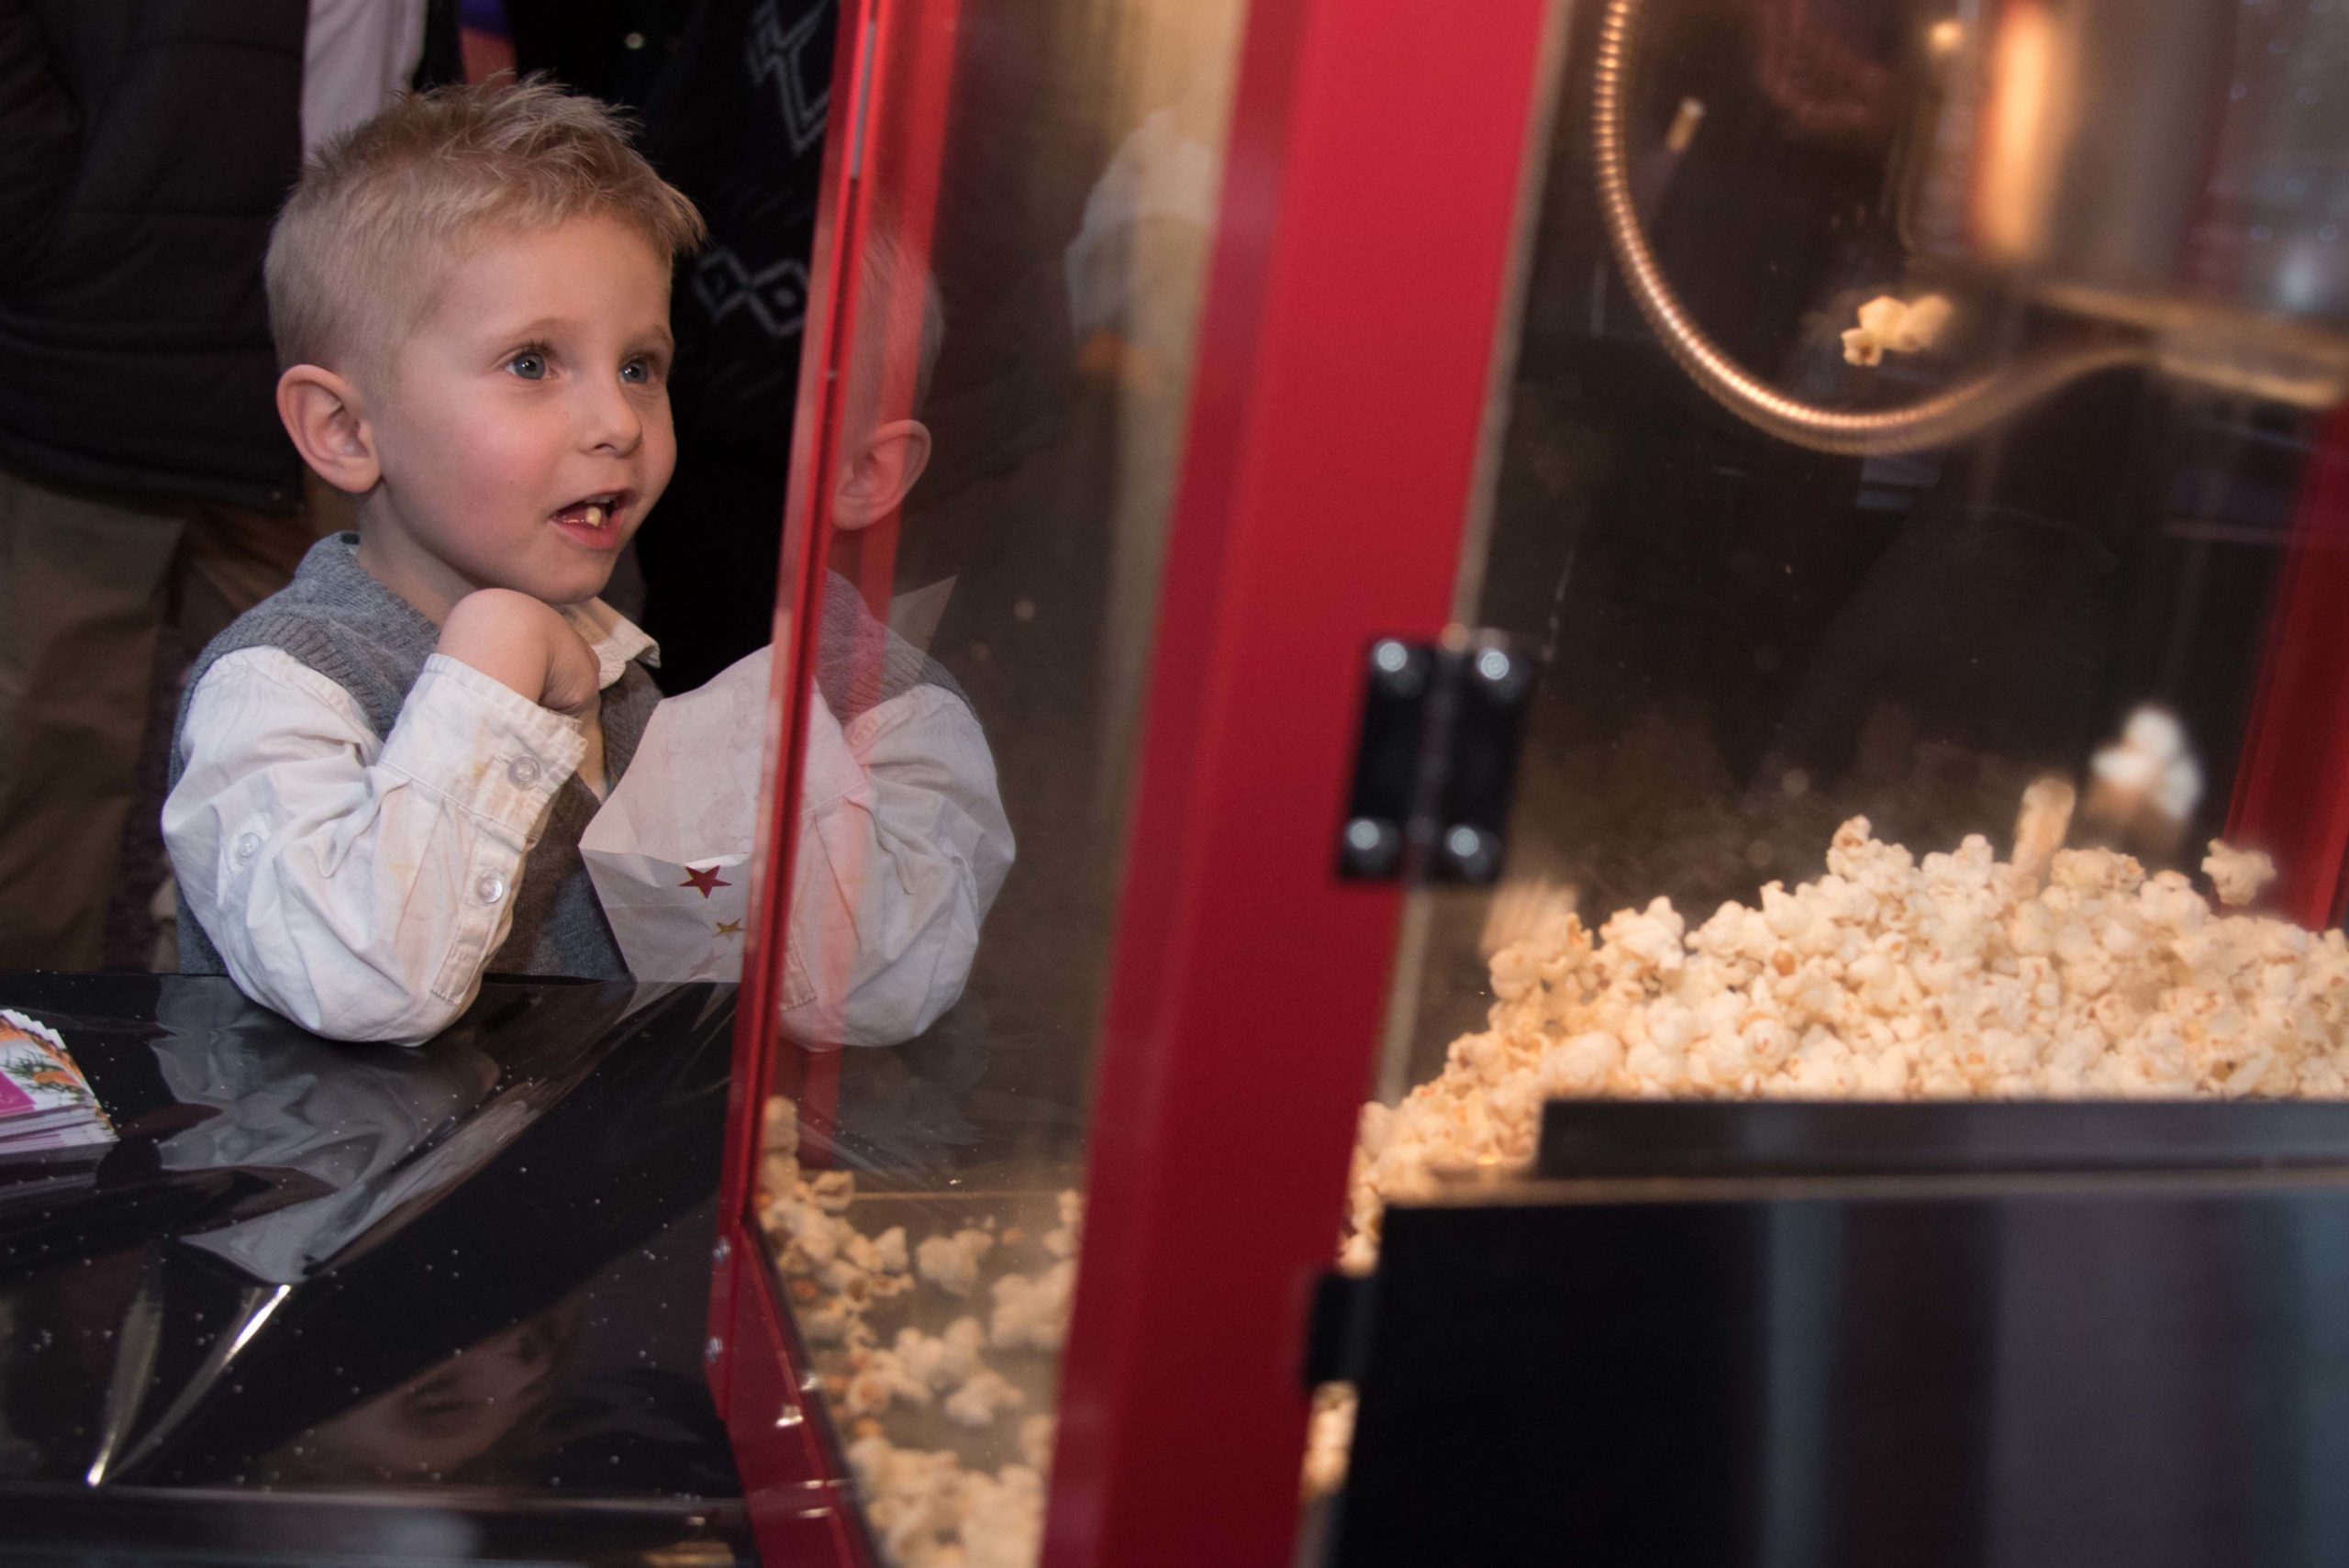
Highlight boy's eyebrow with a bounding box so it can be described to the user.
[486,317,676,354]
[492,316,573,341]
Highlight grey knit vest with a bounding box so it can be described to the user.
[170,534,659,982]
[171,534,966,986]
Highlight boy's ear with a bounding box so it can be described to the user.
[277,364,380,495]
[832,418,932,532]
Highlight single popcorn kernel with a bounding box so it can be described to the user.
[2203,840,2277,908]
[1842,293,1953,366]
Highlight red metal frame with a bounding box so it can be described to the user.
[2227,405,2349,929]
[709,0,960,1562]
[711,0,865,1336]
[1041,1,1553,1563]
[714,0,1553,1563]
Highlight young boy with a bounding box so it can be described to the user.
[164,82,1009,1046]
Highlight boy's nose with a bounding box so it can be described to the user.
[576,379,643,455]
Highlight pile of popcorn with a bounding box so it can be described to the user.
[1508,705,2047,950]
[1297,809,2329,1501]
[756,1097,1082,1568]
[1344,811,2335,1272]
[846,1418,1056,1568]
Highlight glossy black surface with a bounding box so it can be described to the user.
[0,972,750,1565]
[1330,1103,2349,1568]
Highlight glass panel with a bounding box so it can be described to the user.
[1324,0,2349,1502]
[745,4,1247,1565]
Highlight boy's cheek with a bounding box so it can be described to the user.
[633,473,674,532]
[641,419,678,507]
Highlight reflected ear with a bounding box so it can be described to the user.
[277,364,380,495]
[832,418,933,532]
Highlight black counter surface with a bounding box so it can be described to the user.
[0,972,751,1566]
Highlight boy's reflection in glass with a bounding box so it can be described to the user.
[264,1305,583,1484]
[769,219,1014,1051]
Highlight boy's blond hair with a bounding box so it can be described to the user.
[266,78,705,376]
[842,209,946,431]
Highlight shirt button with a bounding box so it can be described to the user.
[508,755,543,788]
[473,873,507,906]
[234,833,263,862]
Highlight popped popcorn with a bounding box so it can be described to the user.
[917,1229,997,1298]
[872,1225,911,1275]
[1041,1189,1083,1259]
[959,1462,1045,1568]
[1344,810,2349,1271]
[847,1435,968,1568]
[989,1261,1075,1352]
[1841,292,1952,365]
[762,1094,799,1157]
[1308,801,2349,1502]
[761,1172,1076,1568]
[2009,776,2076,887]
[2204,840,2277,907]
[1303,1384,1358,1499]
[804,1296,865,1347]
[841,1347,934,1417]
[942,1366,1026,1428]
[848,1432,1044,1568]
[809,1170,858,1214]
[1019,1413,1056,1473]
[2085,705,2204,856]
[848,1225,910,1279]
[896,1317,990,1393]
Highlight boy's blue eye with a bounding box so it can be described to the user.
[621,358,658,384]
[507,350,548,380]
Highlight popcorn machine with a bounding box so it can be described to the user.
[707,0,2349,1564]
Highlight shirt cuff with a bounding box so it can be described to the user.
[377,653,589,844]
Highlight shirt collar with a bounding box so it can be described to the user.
[562,599,661,688]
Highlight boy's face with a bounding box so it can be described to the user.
[360,215,676,617]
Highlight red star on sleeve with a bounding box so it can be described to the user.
[680,865,731,898]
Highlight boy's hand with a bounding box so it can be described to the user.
[439,589,602,717]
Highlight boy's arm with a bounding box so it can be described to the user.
[165,648,587,1045]
[777,685,1015,1048]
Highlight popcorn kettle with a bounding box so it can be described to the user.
[1597,0,2349,451]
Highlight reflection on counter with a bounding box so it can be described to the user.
[0,973,748,1561]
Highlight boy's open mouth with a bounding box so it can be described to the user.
[550,491,630,535]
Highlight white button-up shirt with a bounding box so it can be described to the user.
[164,603,1012,1047]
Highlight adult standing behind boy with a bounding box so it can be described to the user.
[631,0,836,694]
[0,0,459,972]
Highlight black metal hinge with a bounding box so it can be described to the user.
[1335,632,1533,885]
